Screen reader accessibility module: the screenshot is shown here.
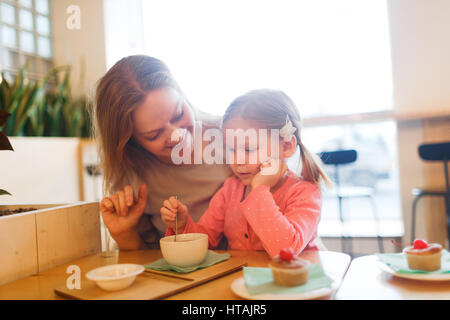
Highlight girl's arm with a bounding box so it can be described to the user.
[240,182,321,258]
[165,179,231,249]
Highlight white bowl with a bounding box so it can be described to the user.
[160,233,208,267]
[85,264,144,291]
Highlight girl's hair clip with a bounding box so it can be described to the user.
[279,115,296,142]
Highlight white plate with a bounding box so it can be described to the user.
[230,277,335,300]
[376,261,450,282]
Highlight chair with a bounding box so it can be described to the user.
[411,142,450,246]
[319,150,385,256]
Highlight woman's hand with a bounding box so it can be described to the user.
[160,196,189,233]
[251,158,288,190]
[100,184,147,236]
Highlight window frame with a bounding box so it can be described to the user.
[0,0,53,80]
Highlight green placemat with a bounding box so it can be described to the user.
[376,250,450,274]
[243,264,334,295]
[144,250,230,274]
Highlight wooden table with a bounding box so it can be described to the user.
[0,250,350,300]
[335,255,450,300]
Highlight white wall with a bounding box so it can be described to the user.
[50,0,107,98]
[387,0,450,245]
[1,138,80,204]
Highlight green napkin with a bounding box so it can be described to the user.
[144,250,230,274]
[243,264,334,295]
[376,250,450,274]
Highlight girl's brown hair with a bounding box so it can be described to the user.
[93,55,185,194]
[222,89,330,186]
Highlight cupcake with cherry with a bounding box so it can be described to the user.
[268,248,310,286]
[403,239,443,272]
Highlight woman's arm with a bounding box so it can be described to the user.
[240,182,321,258]
[100,184,148,251]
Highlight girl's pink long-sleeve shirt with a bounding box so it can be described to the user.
[166,170,322,258]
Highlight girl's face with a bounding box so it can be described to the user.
[132,87,195,163]
[222,116,295,186]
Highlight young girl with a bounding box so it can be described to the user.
[160,89,329,258]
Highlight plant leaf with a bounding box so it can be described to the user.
[0,189,12,196]
[2,63,92,138]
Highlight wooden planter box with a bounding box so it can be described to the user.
[0,202,101,286]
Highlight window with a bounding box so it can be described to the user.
[142,0,393,116]
[0,0,53,81]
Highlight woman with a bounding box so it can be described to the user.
[94,55,231,250]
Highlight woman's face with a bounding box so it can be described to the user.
[132,87,195,163]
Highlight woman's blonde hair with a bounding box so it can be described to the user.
[222,89,330,186]
[93,55,185,194]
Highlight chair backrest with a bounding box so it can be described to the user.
[319,150,357,166]
[418,142,450,161]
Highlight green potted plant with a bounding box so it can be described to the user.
[0,64,94,204]
[0,65,92,138]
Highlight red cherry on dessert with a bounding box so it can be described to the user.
[279,248,295,261]
[413,239,428,249]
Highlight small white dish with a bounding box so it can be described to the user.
[160,233,208,267]
[376,261,450,282]
[86,264,144,291]
[230,277,335,300]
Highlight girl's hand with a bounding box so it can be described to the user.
[100,184,147,236]
[251,158,288,190]
[160,196,189,233]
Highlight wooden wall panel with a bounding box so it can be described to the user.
[36,202,102,272]
[423,117,450,247]
[0,202,102,284]
[396,120,426,243]
[0,212,38,286]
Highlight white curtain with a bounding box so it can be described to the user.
[142,0,393,117]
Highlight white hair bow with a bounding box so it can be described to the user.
[279,115,296,142]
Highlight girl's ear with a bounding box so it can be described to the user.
[281,135,297,158]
